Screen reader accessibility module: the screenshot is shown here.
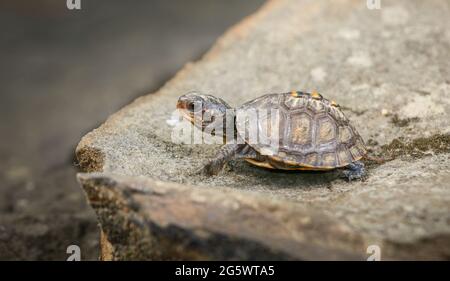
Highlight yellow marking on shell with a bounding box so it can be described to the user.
[295,166,335,171]
[331,100,339,107]
[252,154,352,170]
[245,159,275,169]
[269,155,283,162]
[311,91,322,100]
[266,156,335,170]
[247,156,334,171]
[353,155,364,162]
[283,159,300,166]
[290,91,302,98]
[269,155,299,166]
[278,166,335,171]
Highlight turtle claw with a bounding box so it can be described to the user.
[194,160,223,176]
[341,161,366,181]
[342,171,367,181]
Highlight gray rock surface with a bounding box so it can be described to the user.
[0,0,262,260]
[77,0,450,260]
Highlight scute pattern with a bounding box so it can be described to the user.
[289,113,312,145]
[317,117,336,144]
[236,92,366,169]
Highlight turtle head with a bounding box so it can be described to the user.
[177,92,233,134]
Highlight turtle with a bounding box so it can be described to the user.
[176,91,368,180]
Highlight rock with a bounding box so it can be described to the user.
[76,0,450,260]
[78,173,366,260]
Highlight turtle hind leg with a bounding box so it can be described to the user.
[342,161,366,181]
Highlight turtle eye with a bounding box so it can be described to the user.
[187,102,195,111]
[188,101,202,112]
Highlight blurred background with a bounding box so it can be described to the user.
[0,0,264,260]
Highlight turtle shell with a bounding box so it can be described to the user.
[235,91,367,169]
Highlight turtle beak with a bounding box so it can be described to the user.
[176,96,195,123]
[176,96,187,110]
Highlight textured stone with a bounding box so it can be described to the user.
[76,0,450,260]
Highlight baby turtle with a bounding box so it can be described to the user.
[177,91,367,180]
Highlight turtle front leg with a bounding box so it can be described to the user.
[201,144,254,175]
[342,161,366,181]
